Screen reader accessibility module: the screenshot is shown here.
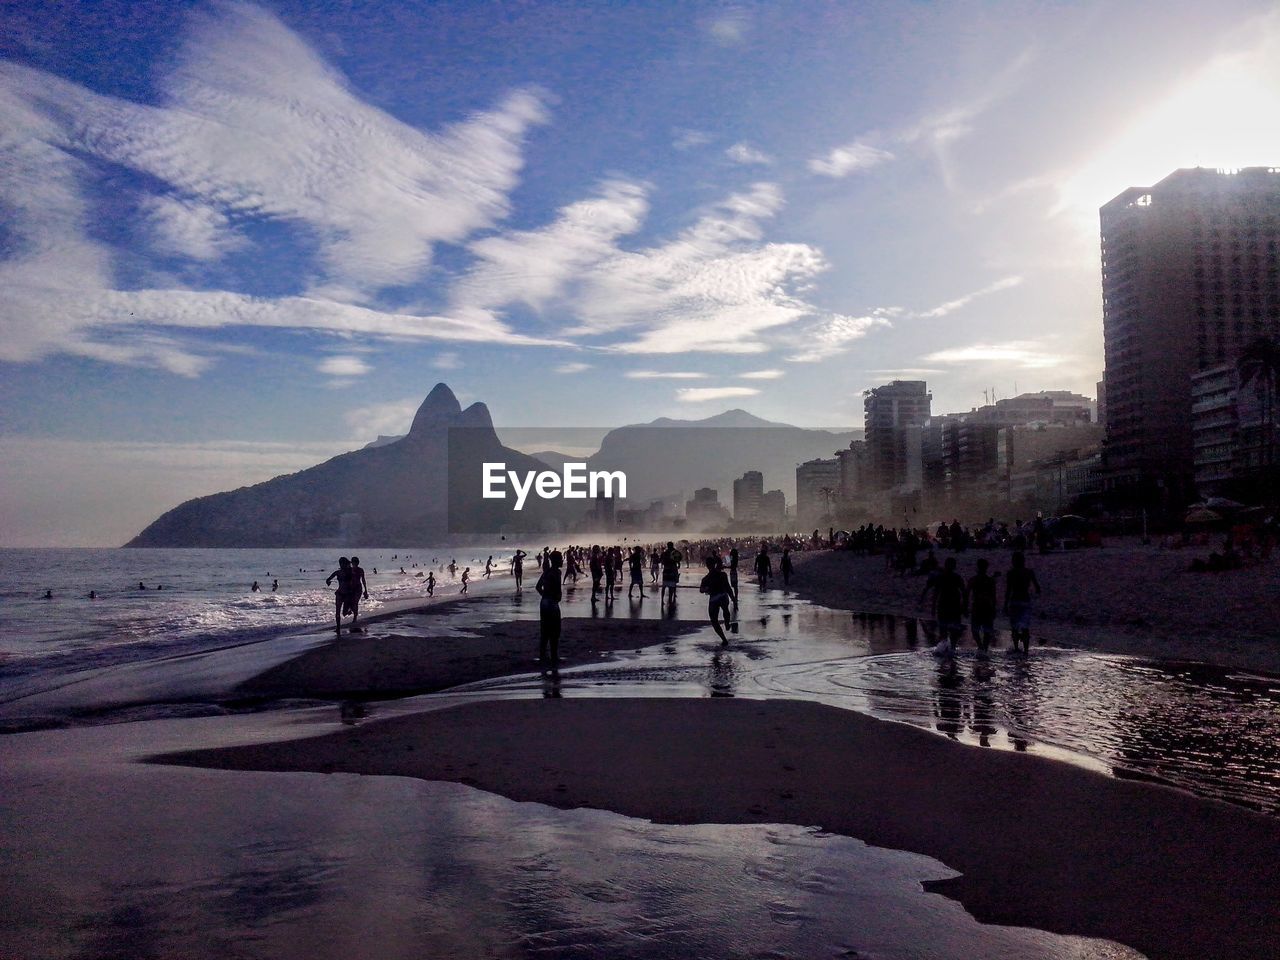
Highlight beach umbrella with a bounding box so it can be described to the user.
[1204,496,1246,511]
[1184,507,1223,524]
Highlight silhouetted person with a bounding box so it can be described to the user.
[485,555,493,578]
[348,557,370,631]
[460,567,470,593]
[1004,550,1041,653]
[426,572,435,597]
[968,558,998,651]
[138,581,146,590]
[660,542,682,605]
[88,590,96,599]
[727,546,740,604]
[753,543,772,589]
[628,546,647,599]
[922,556,967,654]
[589,545,604,602]
[536,550,563,666]
[43,589,53,600]
[325,557,355,634]
[780,548,794,586]
[512,550,527,591]
[700,556,733,644]
[251,580,260,592]
[271,579,279,592]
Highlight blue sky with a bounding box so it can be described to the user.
[3,0,1279,545]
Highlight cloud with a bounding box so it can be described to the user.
[726,142,772,165]
[786,311,897,363]
[917,275,1023,318]
[738,369,784,379]
[922,340,1063,369]
[809,142,894,178]
[676,386,761,402]
[344,396,421,436]
[432,351,462,370]
[625,370,707,380]
[317,355,371,377]
[672,128,713,151]
[554,361,592,374]
[143,195,247,261]
[0,3,555,372]
[703,9,750,46]
[452,180,648,313]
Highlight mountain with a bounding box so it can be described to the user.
[125,384,569,546]
[529,450,575,471]
[362,434,404,449]
[588,410,859,506]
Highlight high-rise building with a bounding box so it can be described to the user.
[759,489,786,528]
[732,470,764,523]
[863,380,932,491]
[685,487,731,529]
[795,457,840,530]
[1099,167,1280,499]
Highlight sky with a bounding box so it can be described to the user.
[3,0,1280,546]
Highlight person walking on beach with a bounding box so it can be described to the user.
[1004,550,1041,654]
[967,558,998,651]
[780,548,794,587]
[536,550,563,667]
[485,556,493,579]
[700,556,733,645]
[660,542,682,606]
[922,556,968,654]
[347,557,370,632]
[512,550,527,591]
[727,546,740,603]
[589,545,604,603]
[753,543,772,589]
[325,557,356,635]
[426,571,435,597]
[604,546,619,599]
[460,567,470,594]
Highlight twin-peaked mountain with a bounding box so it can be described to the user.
[126,384,558,547]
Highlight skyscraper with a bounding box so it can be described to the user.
[732,470,764,523]
[1100,167,1280,499]
[863,380,932,491]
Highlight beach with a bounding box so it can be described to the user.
[3,548,1279,959]
[789,537,1280,674]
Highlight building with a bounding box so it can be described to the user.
[1191,362,1280,497]
[685,487,731,529]
[796,457,841,530]
[863,380,932,491]
[732,471,764,523]
[1099,167,1280,502]
[759,489,787,529]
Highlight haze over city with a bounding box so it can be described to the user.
[3,0,1280,545]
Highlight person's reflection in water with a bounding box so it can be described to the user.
[541,669,562,699]
[933,658,963,739]
[708,649,735,697]
[969,661,998,747]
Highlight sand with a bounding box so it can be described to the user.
[238,613,703,701]
[789,539,1280,674]
[158,696,1280,960]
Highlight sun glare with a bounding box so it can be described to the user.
[1059,20,1280,220]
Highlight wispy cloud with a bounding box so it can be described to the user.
[432,351,462,370]
[676,386,761,402]
[554,361,592,374]
[625,370,707,380]
[726,142,772,165]
[672,128,712,150]
[923,340,1063,369]
[317,355,371,377]
[344,396,420,437]
[702,9,750,47]
[738,369,784,379]
[0,3,554,372]
[917,275,1023,318]
[809,142,894,178]
[786,311,897,363]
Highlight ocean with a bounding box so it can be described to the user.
[0,546,515,689]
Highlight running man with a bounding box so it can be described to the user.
[325,557,355,634]
[700,556,733,644]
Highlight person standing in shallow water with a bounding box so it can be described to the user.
[922,556,968,654]
[753,543,772,589]
[1003,550,1041,654]
[536,550,563,667]
[967,558,998,651]
[780,548,794,587]
[511,550,527,591]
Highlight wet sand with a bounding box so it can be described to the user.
[788,541,1280,674]
[238,614,703,701]
[159,696,1280,960]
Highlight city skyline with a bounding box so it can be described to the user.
[3,0,1280,545]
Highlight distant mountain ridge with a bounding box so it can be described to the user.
[125,384,559,547]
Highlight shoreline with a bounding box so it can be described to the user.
[158,695,1280,960]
